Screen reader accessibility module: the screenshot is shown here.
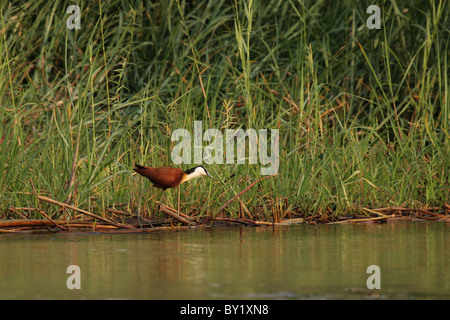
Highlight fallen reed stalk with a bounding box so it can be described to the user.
[158,203,197,226]
[328,214,397,224]
[215,173,278,216]
[36,195,135,229]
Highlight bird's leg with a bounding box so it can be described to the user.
[157,189,166,212]
[136,187,153,228]
[177,185,181,214]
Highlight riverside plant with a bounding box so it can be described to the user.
[0,0,448,226]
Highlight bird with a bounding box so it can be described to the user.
[134,164,212,190]
[133,164,213,217]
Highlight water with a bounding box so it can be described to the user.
[0,222,449,299]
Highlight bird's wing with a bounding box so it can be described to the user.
[144,167,184,188]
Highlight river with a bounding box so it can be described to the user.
[0,222,448,299]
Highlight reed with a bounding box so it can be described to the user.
[0,0,448,224]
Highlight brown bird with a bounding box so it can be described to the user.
[134,164,212,214]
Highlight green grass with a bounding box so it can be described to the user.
[0,0,448,222]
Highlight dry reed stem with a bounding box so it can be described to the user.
[158,203,197,226]
[36,195,135,229]
[328,214,396,224]
[215,173,278,215]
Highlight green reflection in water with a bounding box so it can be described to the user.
[0,222,449,299]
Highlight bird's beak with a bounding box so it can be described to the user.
[207,172,214,179]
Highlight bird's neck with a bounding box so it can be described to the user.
[180,170,202,185]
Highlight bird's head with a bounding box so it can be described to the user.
[184,166,213,179]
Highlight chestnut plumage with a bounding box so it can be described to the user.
[133,164,212,190]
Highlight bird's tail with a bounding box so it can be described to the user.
[134,164,147,171]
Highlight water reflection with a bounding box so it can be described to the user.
[0,223,448,299]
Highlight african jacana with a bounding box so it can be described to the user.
[134,164,212,215]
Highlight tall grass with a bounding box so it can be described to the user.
[0,0,448,221]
